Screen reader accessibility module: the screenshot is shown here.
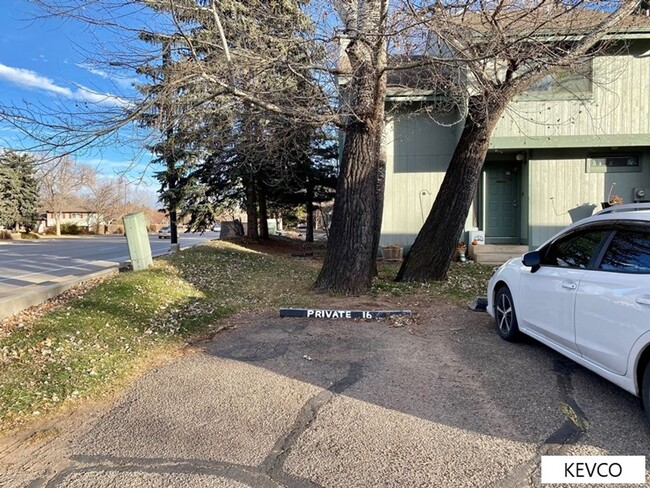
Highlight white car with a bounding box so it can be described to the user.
[158,226,171,239]
[487,210,650,422]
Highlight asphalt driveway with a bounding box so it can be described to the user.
[1,304,648,487]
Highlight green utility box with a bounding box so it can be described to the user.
[267,219,277,235]
[123,212,153,271]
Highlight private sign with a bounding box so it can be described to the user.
[279,308,412,319]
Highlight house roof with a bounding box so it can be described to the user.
[381,6,650,99]
[428,5,650,39]
[44,210,95,214]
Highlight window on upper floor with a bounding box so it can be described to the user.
[520,60,593,101]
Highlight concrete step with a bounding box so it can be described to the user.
[473,253,523,265]
[469,245,529,265]
[470,245,529,255]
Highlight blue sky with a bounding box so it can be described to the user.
[0,0,156,185]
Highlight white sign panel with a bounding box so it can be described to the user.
[541,456,646,484]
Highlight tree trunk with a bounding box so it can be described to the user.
[170,207,178,245]
[168,162,179,246]
[313,2,388,294]
[370,131,387,278]
[313,119,382,293]
[55,212,61,236]
[258,182,269,240]
[245,181,259,240]
[305,183,314,243]
[396,98,508,282]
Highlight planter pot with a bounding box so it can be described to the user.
[454,247,467,262]
[381,246,403,261]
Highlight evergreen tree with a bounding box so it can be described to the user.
[0,151,40,231]
[136,0,325,239]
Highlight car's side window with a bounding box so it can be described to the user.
[599,229,650,274]
[541,230,608,268]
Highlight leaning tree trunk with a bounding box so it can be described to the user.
[396,98,509,282]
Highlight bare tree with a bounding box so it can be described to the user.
[396,0,643,282]
[38,156,89,236]
[81,171,126,233]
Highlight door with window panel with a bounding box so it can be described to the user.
[575,226,650,375]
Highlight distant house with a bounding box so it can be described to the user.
[44,211,100,229]
[377,13,650,253]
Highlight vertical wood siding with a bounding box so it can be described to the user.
[528,150,650,247]
[382,110,474,247]
[382,46,650,249]
[493,47,650,140]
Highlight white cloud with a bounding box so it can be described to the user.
[0,62,127,107]
[76,63,138,89]
[0,63,72,97]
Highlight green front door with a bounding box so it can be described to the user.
[485,162,521,244]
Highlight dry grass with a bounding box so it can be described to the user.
[0,238,493,431]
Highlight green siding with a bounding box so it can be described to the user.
[382,110,476,246]
[381,45,650,248]
[492,46,650,146]
[527,149,650,247]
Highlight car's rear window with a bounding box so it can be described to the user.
[599,229,650,273]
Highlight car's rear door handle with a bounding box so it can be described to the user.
[561,281,577,290]
[635,295,650,306]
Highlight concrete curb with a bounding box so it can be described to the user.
[0,266,120,321]
[0,241,207,321]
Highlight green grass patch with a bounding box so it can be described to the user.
[0,240,316,430]
[0,240,493,431]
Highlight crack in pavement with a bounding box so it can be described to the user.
[260,362,364,487]
[32,362,363,488]
[39,455,284,488]
[492,358,590,488]
[549,357,590,442]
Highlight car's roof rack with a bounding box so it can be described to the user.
[595,203,650,215]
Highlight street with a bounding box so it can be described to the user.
[0,232,219,298]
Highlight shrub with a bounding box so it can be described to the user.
[60,223,82,235]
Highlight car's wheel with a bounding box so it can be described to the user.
[495,286,520,342]
[158,236,162,239]
[642,361,650,424]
